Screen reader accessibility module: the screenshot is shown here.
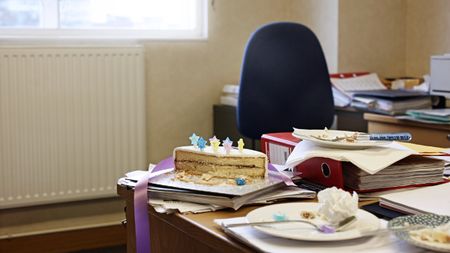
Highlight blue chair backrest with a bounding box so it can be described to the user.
[237,22,334,139]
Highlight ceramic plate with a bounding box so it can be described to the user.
[148,170,284,196]
[292,128,390,149]
[245,202,380,241]
[388,214,450,252]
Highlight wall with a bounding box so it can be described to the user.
[405,0,450,76]
[144,0,340,162]
[338,0,406,78]
[289,0,339,73]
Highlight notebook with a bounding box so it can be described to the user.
[379,182,450,215]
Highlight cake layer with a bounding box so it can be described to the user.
[175,161,266,178]
[173,146,268,180]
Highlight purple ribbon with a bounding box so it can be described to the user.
[132,157,294,253]
[268,163,296,186]
[134,157,174,253]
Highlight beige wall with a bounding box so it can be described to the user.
[144,0,291,162]
[406,0,450,76]
[338,0,406,78]
[289,0,339,73]
[144,0,344,162]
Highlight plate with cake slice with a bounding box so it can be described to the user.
[389,214,450,252]
[149,145,286,196]
[245,202,381,241]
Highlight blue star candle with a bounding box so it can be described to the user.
[197,137,206,151]
[189,133,200,147]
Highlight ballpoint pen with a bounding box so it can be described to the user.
[312,132,412,142]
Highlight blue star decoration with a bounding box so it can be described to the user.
[189,133,200,147]
[197,137,207,151]
[235,177,246,186]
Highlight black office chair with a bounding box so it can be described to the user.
[237,22,335,140]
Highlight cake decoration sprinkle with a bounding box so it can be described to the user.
[223,137,233,154]
[189,133,200,147]
[272,212,287,221]
[197,137,207,151]
[209,136,221,152]
[235,177,246,186]
[237,138,245,152]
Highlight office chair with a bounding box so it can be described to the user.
[237,22,335,140]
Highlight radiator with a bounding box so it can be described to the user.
[0,46,147,209]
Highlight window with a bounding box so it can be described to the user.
[0,0,207,40]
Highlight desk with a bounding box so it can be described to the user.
[334,107,368,132]
[117,184,378,253]
[117,184,254,253]
[364,113,450,148]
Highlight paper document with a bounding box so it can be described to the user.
[379,182,450,215]
[331,73,386,107]
[331,73,386,92]
[285,141,416,175]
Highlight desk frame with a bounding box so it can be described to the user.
[118,185,255,253]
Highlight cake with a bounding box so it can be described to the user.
[410,222,450,244]
[173,145,268,185]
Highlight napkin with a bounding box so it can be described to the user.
[285,141,416,175]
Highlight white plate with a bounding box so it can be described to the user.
[292,128,390,149]
[246,202,380,241]
[388,214,450,252]
[149,170,284,196]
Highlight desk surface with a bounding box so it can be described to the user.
[118,184,257,252]
[364,113,450,148]
[118,184,378,253]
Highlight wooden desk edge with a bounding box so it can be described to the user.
[117,184,254,253]
[363,113,450,130]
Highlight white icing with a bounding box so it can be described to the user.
[317,187,358,225]
[174,145,267,158]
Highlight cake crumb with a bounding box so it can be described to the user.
[300,210,316,219]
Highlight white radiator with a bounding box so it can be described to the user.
[0,46,147,209]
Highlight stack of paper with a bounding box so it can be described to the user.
[379,182,450,215]
[220,84,239,106]
[146,183,315,210]
[404,108,450,124]
[331,73,386,107]
[350,89,432,115]
[149,199,224,214]
[119,174,316,212]
[343,155,446,192]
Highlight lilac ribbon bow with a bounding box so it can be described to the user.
[133,157,174,253]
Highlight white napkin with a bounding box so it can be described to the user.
[215,217,424,253]
[285,141,416,175]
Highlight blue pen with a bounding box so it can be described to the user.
[364,132,412,141]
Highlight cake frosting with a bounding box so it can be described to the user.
[173,145,268,185]
[317,187,358,225]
